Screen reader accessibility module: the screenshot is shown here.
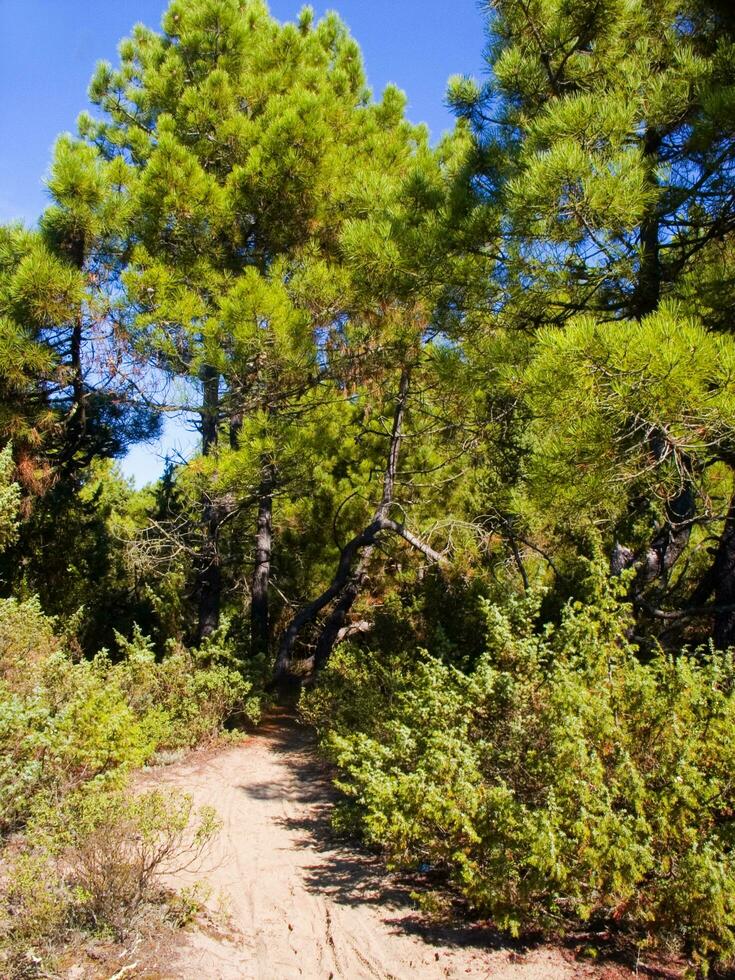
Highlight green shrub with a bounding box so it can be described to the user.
[0,445,20,554]
[302,564,735,971]
[0,597,245,974]
[0,601,262,834]
[1,849,69,949]
[0,646,167,835]
[0,596,58,690]
[0,783,219,972]
[114,622,262,749]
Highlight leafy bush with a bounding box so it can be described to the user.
[302,564,735,971]
[1,639,166,835]
[0,596,59,689]
[114,622,263,749]
[0,598,253,974]
[0,445,20,553]
[1,784,219,971]
[0,601,262,834]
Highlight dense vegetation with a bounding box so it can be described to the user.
[2,0,735,973]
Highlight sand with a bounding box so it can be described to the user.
[147,711,628,980]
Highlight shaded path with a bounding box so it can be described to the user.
[151,711,610,979]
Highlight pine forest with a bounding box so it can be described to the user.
[1,1,735,976]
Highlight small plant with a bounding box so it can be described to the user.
[65,786,220,936]
[1,849,69,947]
[0,783,220,970]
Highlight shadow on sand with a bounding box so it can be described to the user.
[233,709,681,978]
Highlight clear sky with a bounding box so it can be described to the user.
[0,0,487,484]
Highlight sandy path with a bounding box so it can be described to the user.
[149,711,611,980]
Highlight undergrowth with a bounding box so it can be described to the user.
[301,562,735,976]
[0,596,264,977]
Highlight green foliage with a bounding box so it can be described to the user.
[0,445,20,553]
[0,597,254,973]
[113,622,262,748]
[0,133,159,493]
[77,0,461,656]
[520,304,735,528]
[303,566,735,969]
[34,785,219,934]
[437,0,735,651]
[0,599,260,836]
[1,784,219,963]
[1,460,171,655]
[462,0,735,324]
[0,595,59,688]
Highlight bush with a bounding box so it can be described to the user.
[0,596,58,690]
[0,597,247,975]
[302,564,735,972]
[0,643,167,835]
[0,602,262,836]
[0,784,219,971]
[0,445,20,554]
[114,622,263,749]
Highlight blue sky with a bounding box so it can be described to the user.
[0,0,487,484]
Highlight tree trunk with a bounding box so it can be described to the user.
[612,429,695,594]
[251,461,274,659]
[273,370,409,679]
[685,481,735,648]
[68,313,86,449]
[312,550,372,672]
[200,365,220,454]
[195,364,221,644]
[228,380,243,450]
[229,409,243,449]
[273,369,445,681]
[59,232,87,469]
[713,490,735,649]
[634,483,695,590]
[196,504,222,642]
[612,488,695,590]
[633,128,662,319]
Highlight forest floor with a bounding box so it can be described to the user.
[128,708,680,980]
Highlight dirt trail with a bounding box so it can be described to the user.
[151,711,614,980]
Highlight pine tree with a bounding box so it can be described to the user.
[81,0,433,652]
[0,132,161,481]
[0,140,162,636]
[452,0,735,324]
[447,0,735,644]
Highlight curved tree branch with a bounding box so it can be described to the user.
[273,368,447,681]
